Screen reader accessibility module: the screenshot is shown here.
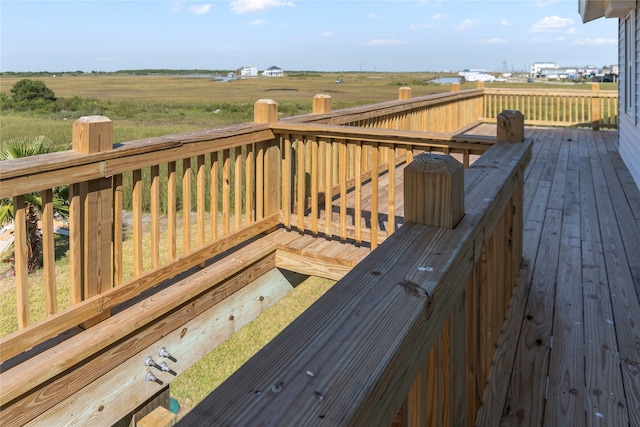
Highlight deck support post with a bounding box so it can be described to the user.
[70,115,113,327]
[254,99,280,217]
[312,94,332,114]
[399,87,412,100]
[402,154,466,425]
[497,110,524,143]
[403,153,464,228]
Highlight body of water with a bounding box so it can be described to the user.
[431,77,461,84]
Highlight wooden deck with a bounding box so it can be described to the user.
[280,125,640,425]
[499,126,640,426]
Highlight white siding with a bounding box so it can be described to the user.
[618,7,640,190]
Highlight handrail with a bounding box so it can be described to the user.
[484,85,617,129]
[177,136,533,426]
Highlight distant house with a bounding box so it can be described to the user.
[530,62,558,77]
[579,0,640,190]
[262,66,284,77]
[236,66,258,78]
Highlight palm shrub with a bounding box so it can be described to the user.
[0,135,69,272]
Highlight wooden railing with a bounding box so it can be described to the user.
[177,126,533,427]
[0,83,612,425]
[0,86,489,426]
[484,83,618,129]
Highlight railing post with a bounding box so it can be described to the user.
[312,94,332,114]
[254,99,280,217]
[591,83,601,131]
[402,153,465,425]
[477,81,485,89]
[399,87,412,100]
[451,82,460,93]
[70,115,113,326]
[497,110,524,142]
[404,153,464,228]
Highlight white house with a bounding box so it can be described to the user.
[262,66,284,77]
[530,62,558,77]
[236,66,258,78]
[579,0,640,190]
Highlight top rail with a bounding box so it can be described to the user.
[484,84,618,129]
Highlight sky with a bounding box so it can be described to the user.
[0,0,619,73]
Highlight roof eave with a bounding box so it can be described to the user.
[579,0,635,22]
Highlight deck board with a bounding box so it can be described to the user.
[501,127,640,426]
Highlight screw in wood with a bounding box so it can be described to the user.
[158,347,178,362]
[160,361,177,376]
[145,356,162,371]
[145,371,163,385]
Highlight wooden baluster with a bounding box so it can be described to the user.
[210,152,219,240]
[354,141,363,243]
[182,157,192,253]
[370,143,379,249]
[151,165,160,268]
[311,137,319,234]
[245,144,254,226]
[297,137,306,230]
[41,189,56,315]
[113,173,123,285]
[167,161,177,260]
[339,140,347,239]
[282,136,292,228]
[234,147,242,231]
[324,139,333,237]
[133,169,143,275]
[387,144,395,236]
[591,83,601,130]
[14,195,28,328]
[223,149,231,236]
[197,155,206,248]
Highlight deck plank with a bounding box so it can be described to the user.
[543,135,585,426]
[579,130,629,426]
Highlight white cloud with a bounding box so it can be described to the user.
[474,37,507,45]
[323,32,334,37]
[572,37,617,46]
[529,16,574,33]
[362,38,409,46]
[229,0,294,14]
[188,4,213,14]
[453,19,476,30]
[369,13,382,20]
[501,19,509,26]
[250,19,265,25]
[566,27,579,34]
[431,13,444,20]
